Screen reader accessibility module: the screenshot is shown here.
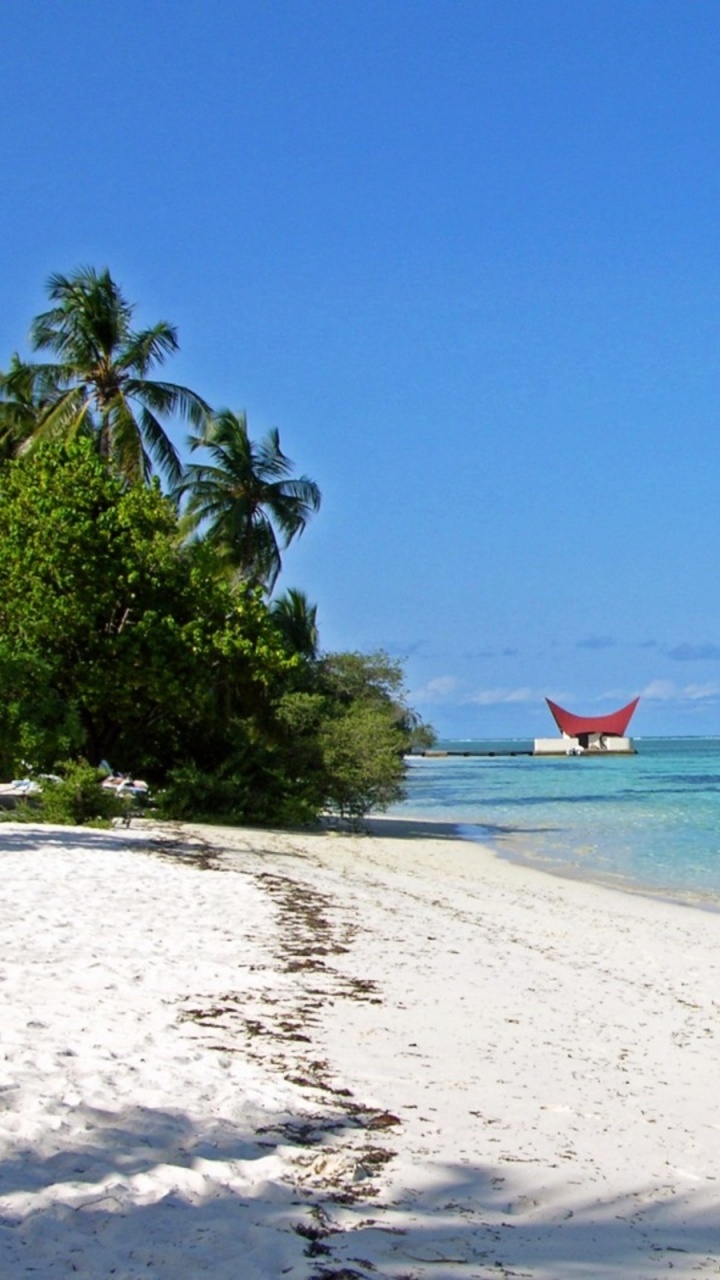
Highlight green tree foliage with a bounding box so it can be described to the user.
[318,650,407,708]
[0,269,432,826]
[317,701,408,823]
[271,650,434,823]
[270,588,319,660]
[0,267,209,485]
[318,650,434,750]
[0,441,296,780]
[0,355,50,462]
[315,652,430,818]
[178,409,321,589]
[0,444,433,820]
[36,762,126,826]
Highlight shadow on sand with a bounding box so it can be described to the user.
[1,1102,718,1279]
[365,816,466,841]
[0,824,141,854]
[365,815,555,844]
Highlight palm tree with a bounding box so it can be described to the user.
[271,588,320,659]
[1,267,210,485]
[179,409,321,590]
[0,355,52,463]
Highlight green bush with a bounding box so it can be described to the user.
[156,757,319,828]
[37,761,126,825]
[318,702,406,824]
[156,763,251,823]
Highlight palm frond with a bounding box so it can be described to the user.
[271,588,319,658]
[119,323,179,375]
[18,267,208,486]
[32,268,131,364]
[28,387,93,444]
[103,396,148,483]
[136,404,183,486]
[128,379,211,429]
[178,408,321,588]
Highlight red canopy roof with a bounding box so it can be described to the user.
[546,697,640,738]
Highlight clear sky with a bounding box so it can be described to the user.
[3,0,720,738]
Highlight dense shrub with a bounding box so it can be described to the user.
[1,762,126,826]
[38,762,126,825]
[0,445,434,826]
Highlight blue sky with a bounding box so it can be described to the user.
[3,0,720,737]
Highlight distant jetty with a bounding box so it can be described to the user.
[413,748,532,758]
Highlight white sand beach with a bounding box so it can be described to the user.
[1,817,719,1278]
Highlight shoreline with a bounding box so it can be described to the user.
[1,818,719,1276]
[399,738,720,912]
[450,816,720,916]
[390,803,720,915]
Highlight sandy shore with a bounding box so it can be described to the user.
[1,818,719,1278]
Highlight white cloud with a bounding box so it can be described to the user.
[411,681,580,710]
[596,688,635,704]
[639,679,720,703]
[468,686,544,707]
[638,679,677,701]
[410,675,460,704]
[411,680,552,708]
[683,682,720,701]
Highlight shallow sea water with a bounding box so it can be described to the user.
[390,738,720,908]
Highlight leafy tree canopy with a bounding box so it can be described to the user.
[0,269,432,825]
[0,267,209,486]
[0,440,296,778]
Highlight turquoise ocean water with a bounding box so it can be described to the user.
[390,738,720,909]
